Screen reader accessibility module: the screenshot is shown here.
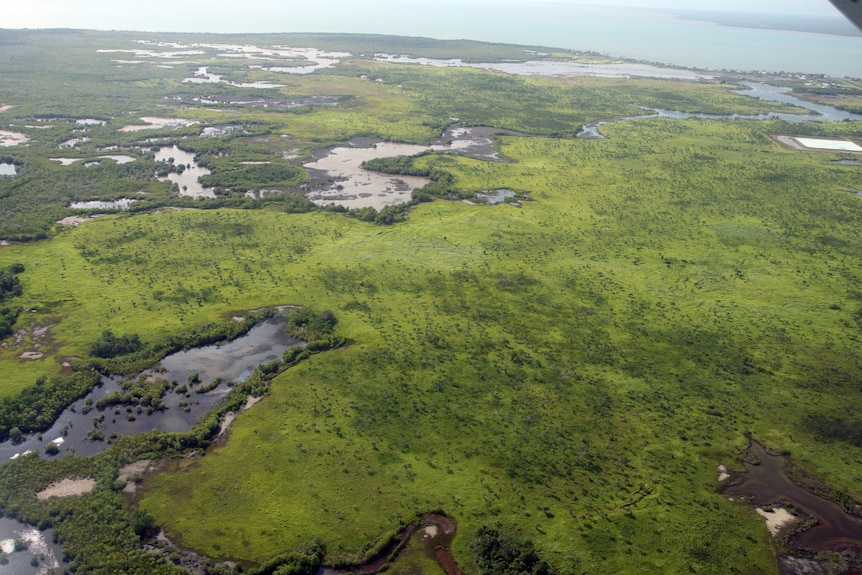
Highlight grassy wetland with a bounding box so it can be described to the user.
[1,28,862,575]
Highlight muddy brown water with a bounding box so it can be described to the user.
[1,316,302,460]
[302,125,523,210]
[725,441,862,550]
[152,145,214,198]
[321,514,460,575]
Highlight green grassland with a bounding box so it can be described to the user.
[132,122,862,575]
[1,28,862,575]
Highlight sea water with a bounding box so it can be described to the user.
[17,2,861,77]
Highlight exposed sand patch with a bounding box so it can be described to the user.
[98,48,205,59]
[119,117,199,132]
[59,137,90,148]
[423,525,439,538]
[37,478,96,500]
[756,507,797,536]
[118,460,152,494]
[184,66,284,89]
[32,325,52,339]
[57,215,103,227]
[51,155,135,165]
[0,104,12,112]
[0,130,29,146]
[118,460,152,482]
[216,394,264,440]
[51,157,83,166]
[718,464,730,482]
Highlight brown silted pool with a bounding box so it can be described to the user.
[724,440,862,550]
[321,513,460,575]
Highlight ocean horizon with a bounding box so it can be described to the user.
[5,2,862,77]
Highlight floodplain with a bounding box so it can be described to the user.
[0,28,861,575]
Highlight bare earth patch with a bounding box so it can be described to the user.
[755,507,797,536]
[37,478,97,500]
[0,130,30,146]
[119,117,199,132]
[216,394,263,440]
[118,460,153,494]
[57,215,105,227]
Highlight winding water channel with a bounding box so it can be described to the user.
[579,82,862,138]
[724,441,862,550]
[320,514,460,575]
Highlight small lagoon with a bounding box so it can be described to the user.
[0,316,301,460]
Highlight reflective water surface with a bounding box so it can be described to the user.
[0,316,301,460]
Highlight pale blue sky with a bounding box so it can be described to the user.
[2,0,843,32]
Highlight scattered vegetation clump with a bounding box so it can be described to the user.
[362,155,433,177]
[285,308,344,353]
[471,527,555,575]
[0,263,24,301]
[804,412,862,448]
[201,163,307,192]
[89,329,143,358]
[246,543,324,575]
[0,306,22,340]
[94,377,171,412]
[346,203,410,225]
[283,192,318,213]
[0,371,101,441]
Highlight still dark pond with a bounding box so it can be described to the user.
[1,316,301,460]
